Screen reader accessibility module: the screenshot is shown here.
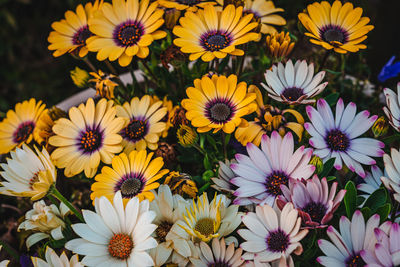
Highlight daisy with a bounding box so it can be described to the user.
[211,159,237,194]
[181,74,257,134]
[91,150,169,204]
[383,82,400,132]
[261,60,328,105]
[158,0,216,12]
[173,4,260,61]
[48,0,102,57]
[317,210,380,266]
[65,191,157,266]
[243,0,286,35]
[238,203,308,265]
[305,98,385,178]
[0,98,46,154]
[277,175,346,228]
[190,238,245,267]
[265,31,295,59]
[231,131,315,206]
[31,246,83,267]
[176,124,198,147]
[234,86,304,146]
[357,165,384,201]
[298,1,374,53]
[0,144,56,200]
[381,148,400,203]
[117,95,167,152]
[151,95,176,138]
[149,185,190,266]
[87,0,167,67]
[178,193,242,243]
[49,98,125,178]
[361,221,400,267]
[0,246,9,267]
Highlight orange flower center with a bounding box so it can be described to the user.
[108,233,133,260]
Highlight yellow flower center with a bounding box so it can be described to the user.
[108,233,133,260]
[194,218,215,237]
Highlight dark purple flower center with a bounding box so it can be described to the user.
[78,127,103,153]
[13,121,35,143]
[176,0,200,5]
[72,25,92,45]
[345,254,366,267]
[201,31,232,52]
[208,262,231,267]
[325,129,350,152]
[282,87,304,101]
[114,20,144,47]
[205,99,235,124]
[116,173,145,198]
[122,119,148,142]
[302,201,327,223]
[265,171,289,196]
[266,228,289,252]
[320,25,349,44]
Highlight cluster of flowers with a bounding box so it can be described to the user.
[1,0,400,266]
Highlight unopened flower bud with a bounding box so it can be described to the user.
[70,67,89,88]
[372,116,388,137]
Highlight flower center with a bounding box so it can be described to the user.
[266,228,289,252]
[114,21,144,47]
[265,171,289,197]
[72,25,92,45]
[13,121,35,143]
[201,31,232,52]
[108,233,133,260]
[123,119,147,142]
[282,87,304,102]
[29,172,40,189]
[320,25,349,44]
[176,0,200,5]
[345,254,366,267]
[194,218,215,237]
[208,262,231,267]
[155,221,173,243]
[119,175,144,198]
[302,201,327,223]
[325,129,350,152]
[206,99,235,124]
[79,128,103,153]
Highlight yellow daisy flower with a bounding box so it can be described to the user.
[243,0,286,35]
[91,150,169,204]
[117,95,167,153]
[48,0,103,57]
[151,95,176,138]
[87,0,167,67]
[235,86,304,146]
[298,0,374,53]
[0,144,56,201]
[158,0,216,12]
[173,4,260,62]
[49,98,125,178]
[0,98,46,154]
[181,74,257,134]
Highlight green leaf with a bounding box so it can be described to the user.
[376,203,391,223]
[325,92,340,107]
[356,196,365,207]
[324,69,342,75]
[320,158,335,178]
[206,134,217,151]
[224,134,231,146]
[344,181,357,218]
[364,188,387,211]
[202,170,214,182]
[198,182,210,194]
[327,176,336,181]
[199,134,205,149]
[360,206,372,221]
[203,154,212,170]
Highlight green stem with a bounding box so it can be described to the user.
[221,132,228,160]
[141,59,159,83]
[83,57,97,72]
[50,186,84,223]
[0,239,19,260]
[318,49,331,72]
[193,143,207,155]
[105,60,117,75]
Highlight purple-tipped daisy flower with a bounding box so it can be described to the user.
[305,98,385,178]
[381,147,400,203]
[230,131,315,206]
[317,210,381,266]
[360,221,400,267]
[383,82,400,132]
[277,175,346,228]
[357,165,384,202]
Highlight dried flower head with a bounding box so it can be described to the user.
[89,70,118,100]
[164,171,198,198]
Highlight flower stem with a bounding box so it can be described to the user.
[0,239,19,260]
[50,185,84,223]
[141,59,159,83]
[318,49,331,72]
[221,132,228,160]
[82,57,97,73]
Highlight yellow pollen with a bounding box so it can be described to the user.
[194,218,215,237]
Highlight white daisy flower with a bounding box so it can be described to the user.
[305,98,384,178]
[383,82,400,131]
[381,147,400,203]
[149,185,191,267]
[357,165,384,202]
[190,238,244,267]
[231,131,314,206]
[65,191,157,267]
[317,210,381,266]
[0,246,9,267]
[31,246,83,267]
[261,59,327,105]
[238,203,308,265]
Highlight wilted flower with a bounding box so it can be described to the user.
[18,201,70,248]
[89,70,118,100]
[33,107,66,147]
[372,116,389,138]
[160,45,186,69]
[31,246,83,267]
[171,106,189,127]
[155,142,177,166]
[177,124,198,147]
[70,67,89,88]
[266,31,295,59]
[378,56,400,83]
[383,83,400,132]
[164,172,198,198]
[164,8,181,30]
